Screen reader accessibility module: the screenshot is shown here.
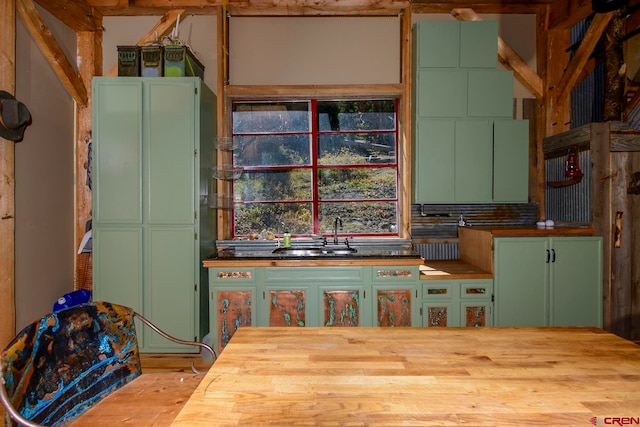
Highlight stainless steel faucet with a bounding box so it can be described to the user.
[333,216,342,245]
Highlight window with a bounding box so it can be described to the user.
[231,98,399,238]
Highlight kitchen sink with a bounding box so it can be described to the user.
[272,246,358,256]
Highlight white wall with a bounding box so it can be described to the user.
[15,6,76,330]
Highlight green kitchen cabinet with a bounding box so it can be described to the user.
[414,119,498,203]
[208,267,256,353]
[208,264,419,352]
[412,20,529,204]
[371,266,420,327]
[414,20,497,69]
[421,280,493,327]
[415,70,467,118]
[494,236,603,327]
[493,120,530,203]
[92,77,216,352]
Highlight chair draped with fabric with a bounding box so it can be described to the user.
[1,302,145,426]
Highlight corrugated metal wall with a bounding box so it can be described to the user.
[544,150,592,223]
[570,17,605,128]
[411,203,539,260]
[542,17,600,225]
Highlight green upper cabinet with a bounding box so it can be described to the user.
[459,21,498,68]
[467,70,514,118]
[416,70,467,118]
[493,120,530,203]
[413,119,455,202]
[92,77,216,352]
[454,120,493,202]
[414,20,497,69]
[414,21,460,68]
[412,20,528,204]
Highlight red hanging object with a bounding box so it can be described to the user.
[565,152,580,178]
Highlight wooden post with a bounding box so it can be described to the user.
[75,24,103,290]
[603,11,625,122]
[0,0,16,346]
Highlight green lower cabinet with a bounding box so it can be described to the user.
[209,265,420,352]
[372,266,420,327]
[421,280,493,327]
[494,236,603,327]
[208,268,256,353]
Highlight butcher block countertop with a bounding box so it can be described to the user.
[420,259,493,280]
[172,326,640,426]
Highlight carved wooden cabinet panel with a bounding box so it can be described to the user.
[375,288,413,327]
[268,289,307,327]
[214,289,254,351]
[321,288,361,327]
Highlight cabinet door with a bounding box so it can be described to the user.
[416,70,467,118]
[422,282,457,327]
[265,287,309,327]
[92,227,143,312]
[93,79,143,224]
[374,287,414,327]
[455,120,493,202]
[461,302,492,327]
[460,281,493,327]
[493,120,529,203]
[494,237,549,326]
[459,21,498,68]
[415,21,460,68]
[413,119,455,203]
[144,227,196,351]
[467,70,514,118]
[320,286,364,327]
[211,287,256,353]
[550,237,603,327]
[145,80,197,224]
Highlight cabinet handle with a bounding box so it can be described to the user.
[546,249,550,263]
[551,249,556,263]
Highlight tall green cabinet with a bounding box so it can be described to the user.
[412,21,529,204]
[92,77,216,352]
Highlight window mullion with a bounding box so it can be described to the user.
[311,99,320,236]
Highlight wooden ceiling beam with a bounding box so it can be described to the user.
[412,1,549,15]
[33,0,98,31]
[104,9,185,76]
[17,0,89,106]
[548,0,593,29]
[451,8,544,99]
[556,11,615,103]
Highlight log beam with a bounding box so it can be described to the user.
[557,11,615,104]
[17,0,89,106]
[0,0,17,347]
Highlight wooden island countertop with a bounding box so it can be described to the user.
[172,326,640,426]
